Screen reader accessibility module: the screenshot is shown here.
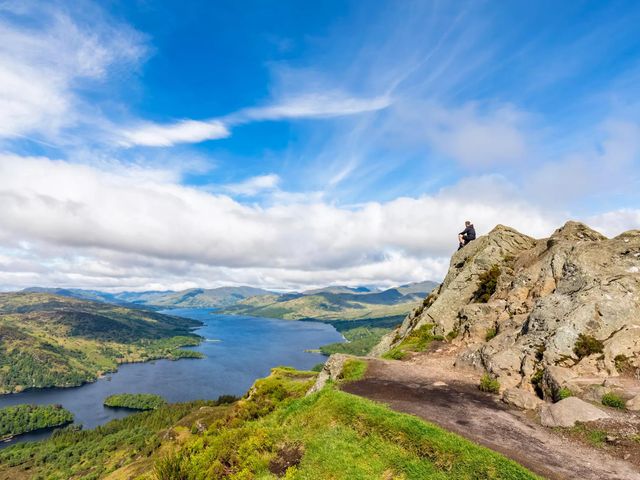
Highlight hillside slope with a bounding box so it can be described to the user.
[221,281,438,321]
[374,221,640,402]
[0,367,538,479]
[0,293,203,394]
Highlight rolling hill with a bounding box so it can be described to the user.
[220,281,439,321]
[0,292,203,394]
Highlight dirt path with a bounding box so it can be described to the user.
[342,356,640,480]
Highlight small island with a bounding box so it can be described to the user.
[0,404,74,440]
[103,393,167,411]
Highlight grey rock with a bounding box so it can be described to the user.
[307,354,350,395]
[374,221,640,395]
[540,397,609,427]
[626,395,640,411]
[502,388,543,410]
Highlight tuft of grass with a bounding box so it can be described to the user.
[614,354,635,375]
[485,326,498,341]
[340,359,367,383]
[382,324,440,360]
[382,347,407,360]
[531,369,544,398]
[478,373,500,394]
[573,334,604,359]
[555,387,572,402]
[446,328,459,341]
[601,392,625,409]
[473,265,501,303]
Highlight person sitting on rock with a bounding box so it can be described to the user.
[458,221,476,250]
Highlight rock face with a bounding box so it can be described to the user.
[540,397,609,427]
[307,354,350,395]
[373,221,640,399]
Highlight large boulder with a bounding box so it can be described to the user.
[502,388,543,411]
[540,397,609,427]
[374,221,640,396]
[307,354,350,395]
[626,395,640,411]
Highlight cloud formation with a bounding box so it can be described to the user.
[119,120,230,147]
[0,154,566,290]
[0,1,145,141]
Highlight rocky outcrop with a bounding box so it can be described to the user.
[540,397,610,427]
[307,354,351,395]
[374,221,640,400]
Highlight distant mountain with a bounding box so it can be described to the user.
[220,280,439,321]
[21,287,126,305]
[302,285,376,295]
[21,286,275,309]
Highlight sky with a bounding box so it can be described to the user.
[0,0,639,292]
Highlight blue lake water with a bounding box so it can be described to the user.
[0,309,343,448]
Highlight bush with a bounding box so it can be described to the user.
[382,347,406,360]
[473,266,501,303]
[556,387,572,401]
[485,326,497,341]
[601,392,625,409]
[478,373,500,394]
[573,334,604,359]
[446,328,459,341]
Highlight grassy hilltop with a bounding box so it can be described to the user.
[0,292,203,394]
[0,367,537,480]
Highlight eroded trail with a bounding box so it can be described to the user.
[343,357,640,480]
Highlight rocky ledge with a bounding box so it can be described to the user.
[374,221,640,405]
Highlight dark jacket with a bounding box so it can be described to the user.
[459,224,476,241]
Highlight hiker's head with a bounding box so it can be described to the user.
[465,220,471,226]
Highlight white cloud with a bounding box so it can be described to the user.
[233,92,391,122]
[222,174,281,196]
[119,120,230,147]
[0,2,146,140]
[117,92,390,148]
[0,154,566,290]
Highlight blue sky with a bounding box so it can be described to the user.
[0,0,638,290]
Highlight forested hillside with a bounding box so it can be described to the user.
[0,293,203,394]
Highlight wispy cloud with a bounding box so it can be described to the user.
[117,92,391,148]
[231,92,391,122]
[222,174,281,196]
[0,1,146,141]
[119,120,230,147]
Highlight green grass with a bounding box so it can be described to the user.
[601,392,625,409]
[104,393,167,410]
[153,368,539,480]
[381,323,442,360]
[339,359,367,382]
[1,368,538,480]
[382,346,407,360]
[556,387,572,401]
[0,404,73,437]
[478,373,500,394]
